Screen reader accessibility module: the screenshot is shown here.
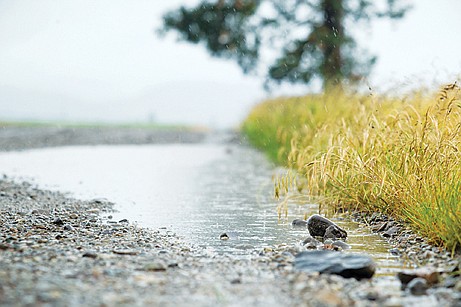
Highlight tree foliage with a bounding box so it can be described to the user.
[161,0,410,89]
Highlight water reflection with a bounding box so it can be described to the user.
[0,140,405,274]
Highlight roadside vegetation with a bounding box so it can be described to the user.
[242,83,461,252]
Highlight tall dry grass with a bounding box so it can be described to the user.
[242,83,461,252]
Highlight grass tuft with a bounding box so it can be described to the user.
[242,83,461,252]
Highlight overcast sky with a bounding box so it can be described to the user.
[0,0,460,128]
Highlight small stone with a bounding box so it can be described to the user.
[398,268,439,286]
[406,277,428,296]
[52,217,64,225]
[302,236,320,246]
[63,224,74,231]
[230,278,241,284]
[143,261,167,272]
[220,233,229,240]
[82,251,98,259]
[69,213,78,219]
[263,246,273,253]
[383,226,399,237]
[389,248,400,256]
[118,219,129,223]
[113,249,139,256]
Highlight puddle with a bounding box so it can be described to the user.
[0,140,407,275]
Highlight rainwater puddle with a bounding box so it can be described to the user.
[0,137,406,276]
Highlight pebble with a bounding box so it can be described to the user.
[52,217,64,225]
[406,277,428,295]
[143,261,167,272]
[113,249,139,256]
[82,251,98,259]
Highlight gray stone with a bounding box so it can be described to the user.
[406,278,428,296]
[383,226,399,238]
[302,236,321,247]
[295,250,376,280]
[82,251,98,259]
[306,214,347,240]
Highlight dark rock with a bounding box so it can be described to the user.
[118,219,129,223]
[295,250,376,280]
[230,278,241,284]
[383,226,399,238]
[220,233,229,240]
[406,278,428,296]
[306,214,347,240]
[398,268,440,287]
[63,224,74,231]
[52,217,64,225]
[292,219,308,227]
[113,249,139,256]
[82,251,98,259]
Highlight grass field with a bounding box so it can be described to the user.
[242,83,461,252]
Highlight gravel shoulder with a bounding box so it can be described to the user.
[0,126,460,306]
[0,126,207,151]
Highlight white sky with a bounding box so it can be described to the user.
[0,0,460,128]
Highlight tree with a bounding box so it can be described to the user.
[160,0,410,90]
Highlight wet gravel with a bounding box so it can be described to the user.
[0,126,460,306]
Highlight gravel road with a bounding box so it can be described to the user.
[0,126,460,306]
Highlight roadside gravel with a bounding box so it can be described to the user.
[0,126,460,306]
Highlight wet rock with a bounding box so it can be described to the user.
[302,236,320,245]
[292,219,308,227]
[306,214,347,240]
[219,233,229,240]
[383,226,399,238]
[397,268,440,287]
[295,250,376,280]
[52,217,64,225]
[406,277,428,296]
[119,219,129,223]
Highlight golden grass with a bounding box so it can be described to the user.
[242,83,461,252]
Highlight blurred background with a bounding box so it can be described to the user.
[0,0,460,128]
